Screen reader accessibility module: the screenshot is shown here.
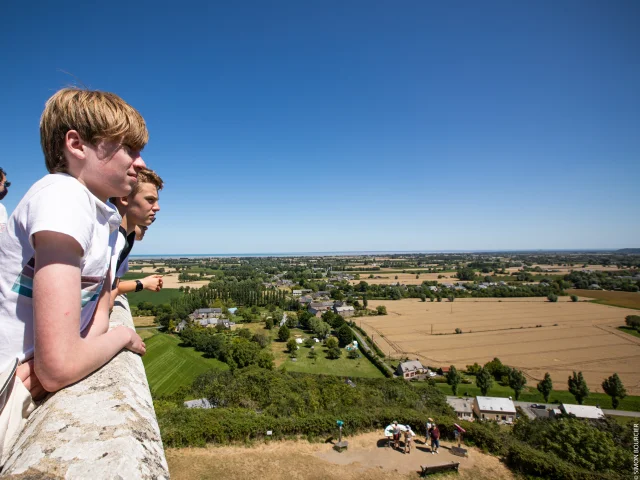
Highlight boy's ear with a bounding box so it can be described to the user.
[64,130,86,160]
[118,196,130,207]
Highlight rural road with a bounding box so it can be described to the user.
[349,326,395,376]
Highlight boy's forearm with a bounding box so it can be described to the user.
[117,280,137,294]
[35,326,132,392]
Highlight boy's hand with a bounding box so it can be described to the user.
[142,275,163,292]
[16,359,48,400]
[123,328,146,356]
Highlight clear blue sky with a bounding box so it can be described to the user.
[1,1,638,254]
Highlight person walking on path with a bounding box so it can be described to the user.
[391,421,401,450]
[429,424,441,454]
[403,427,415,454]
[425,417,434,444]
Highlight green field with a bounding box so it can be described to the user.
[435,380,640,411]
[121,272,152,280]
[247,324,384,378]
[142,333,227,396]
[618,326,640,339]
[127,288,183,307]
[137,327,160,340]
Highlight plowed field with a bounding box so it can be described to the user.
[361,298,640,394]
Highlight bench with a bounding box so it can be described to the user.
[420,462,460,476]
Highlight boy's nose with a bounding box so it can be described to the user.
[133,156,147,172]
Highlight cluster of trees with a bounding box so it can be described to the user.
[565,270,640,292]
[465,359,628,409]
[179,325,274,370]
[625,314,640,333]
[510,415,632,475]
[347,279,563,303]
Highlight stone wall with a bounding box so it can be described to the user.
[1,297,169,479]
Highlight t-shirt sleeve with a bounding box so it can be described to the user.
[25,182,94,255]
[0,204,7,232]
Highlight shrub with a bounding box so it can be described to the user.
[278,325,290,342]
[547,293,558,302]
[570,295,578,302]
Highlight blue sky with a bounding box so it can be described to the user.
[1,1,638,254]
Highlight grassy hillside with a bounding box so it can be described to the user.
[143,333,227,396]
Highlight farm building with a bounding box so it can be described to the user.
[554,404,605,420]
[396,360,427,379]
[184,398,213,409]
[309,302,333,317]
[190,307,222,319]
[447,398,474,421]
[334,304,355,317]
[473,396,516,423]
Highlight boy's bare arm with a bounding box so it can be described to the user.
[32,231,146,392]
[83,271,114,338]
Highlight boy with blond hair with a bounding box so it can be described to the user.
[109,168,164,306]
[0,88,148,465]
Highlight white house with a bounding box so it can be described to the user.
[473,396,516,423]
[556,404,605,420]
[396,360,426,379]
[334,304,355,317]
[447,397,474,422]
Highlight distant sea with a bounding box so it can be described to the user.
[129,249,612,260]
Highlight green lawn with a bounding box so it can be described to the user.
[121,272,151,280]
[435,381,640,411]
[274,328,383,378]
[240,323,384,378]
[142,333,227,396]
[127,288,183,307]
[137,327,160,340]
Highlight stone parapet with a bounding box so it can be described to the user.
[1,296,169,479]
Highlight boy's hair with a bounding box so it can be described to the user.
[0,167,5,181]
[131,168,163,196]
[40,88,149,174]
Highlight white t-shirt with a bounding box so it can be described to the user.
[0,203,7,233]
[109,227,134,289]
[0,174,121,373]
[109,227,127,289]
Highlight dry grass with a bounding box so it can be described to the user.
[133,315,157,327]
[361,298,640,394]
[166,431,513,480]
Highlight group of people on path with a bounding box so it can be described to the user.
[388,419,440,455]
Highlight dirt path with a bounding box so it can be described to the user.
[166,431,513,480]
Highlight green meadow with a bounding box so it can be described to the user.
[142,333,227,396]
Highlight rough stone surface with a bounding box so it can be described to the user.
[1,297,169,479]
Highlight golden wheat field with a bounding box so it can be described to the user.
[360,298,640,394]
